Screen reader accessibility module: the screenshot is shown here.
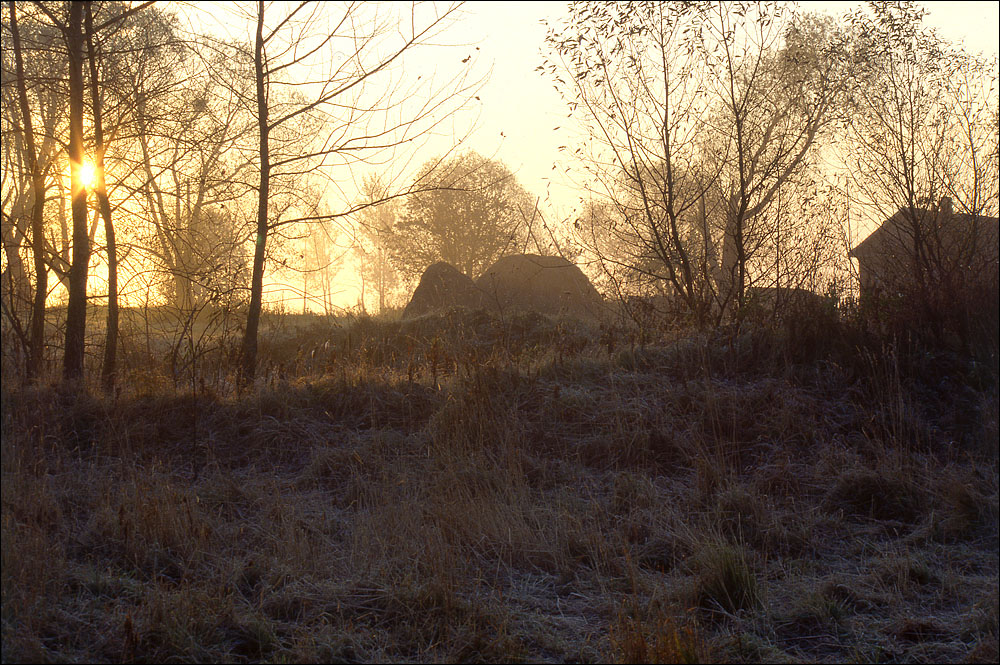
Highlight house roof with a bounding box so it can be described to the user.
[849,205,999,262]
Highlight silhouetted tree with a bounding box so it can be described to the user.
[354,174,401,314]
[847,1,999,343]
[7,0,49,378]
[545,1,852,326]
[58,0,89,383]
[237,1,479,383]
[127,28,256,312]
[389,151,534,281]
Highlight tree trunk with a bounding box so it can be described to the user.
[378,247,386,314]
[1,207,30,322]
[240,0,270,385]
[63,1,90,383]
[85,0,117,393]
[9,1,49,379]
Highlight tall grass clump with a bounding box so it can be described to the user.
[690,542,763,617]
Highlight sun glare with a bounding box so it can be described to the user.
[78,159,97,189]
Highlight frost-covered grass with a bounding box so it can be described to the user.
[2,309,997,662]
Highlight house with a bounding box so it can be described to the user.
[849,198,999,302]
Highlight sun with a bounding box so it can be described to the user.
[78,159,97,189]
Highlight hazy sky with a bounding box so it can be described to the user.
[450,1,1000,221]
[192,1,999,215]
[182,1,999,309]
[352,0,999,306]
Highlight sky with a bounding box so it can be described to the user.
[174,1,1000,310]
[329,0,1000,307]
[448,1,1000,219]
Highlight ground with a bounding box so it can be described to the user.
[2,306,997,663]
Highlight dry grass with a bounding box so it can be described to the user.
[2,307,997,662]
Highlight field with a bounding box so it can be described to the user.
[2,306,998,663]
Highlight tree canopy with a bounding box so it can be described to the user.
[389,151,535,281]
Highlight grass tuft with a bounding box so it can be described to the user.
[609,607,712,664]
[690,542,763,617]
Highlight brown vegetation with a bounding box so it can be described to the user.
[2,305,997,663]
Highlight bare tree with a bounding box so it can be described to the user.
[80,0,167,389]
[936,58,1000,222]
[2,4,67,339]
[699,3,852,319]
[354,173,400,314]
[235,1,481,383]
[126,29,256,313]
[84,0,118,391]
[3,4,83,376]
[56,0,90,383]
[299,221,345,315]
[19,1,152,383]
[545,2,851,327]
[544,2,723,327]
[7,0,49,379]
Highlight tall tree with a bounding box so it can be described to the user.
[84,0,118,391]
[126,24,256,313]
[236,1,479,383]
[544,1,852,325]
[3,4,77,355]
[31,0,154,383]
[354,174,400,314]
[7,0,49,378]
[704,4,851,317]
[243,0,269,384]
[299,221,344,315]
[389,151,535,281]
[61,0,90,382]
[544,1,723,326]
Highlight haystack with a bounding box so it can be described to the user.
[402,261,485,319]
[475,254,606,321]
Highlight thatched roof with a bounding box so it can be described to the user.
[475,254,606,322]
[402,262,485,319]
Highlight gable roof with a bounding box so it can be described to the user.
[849,202,999,263]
